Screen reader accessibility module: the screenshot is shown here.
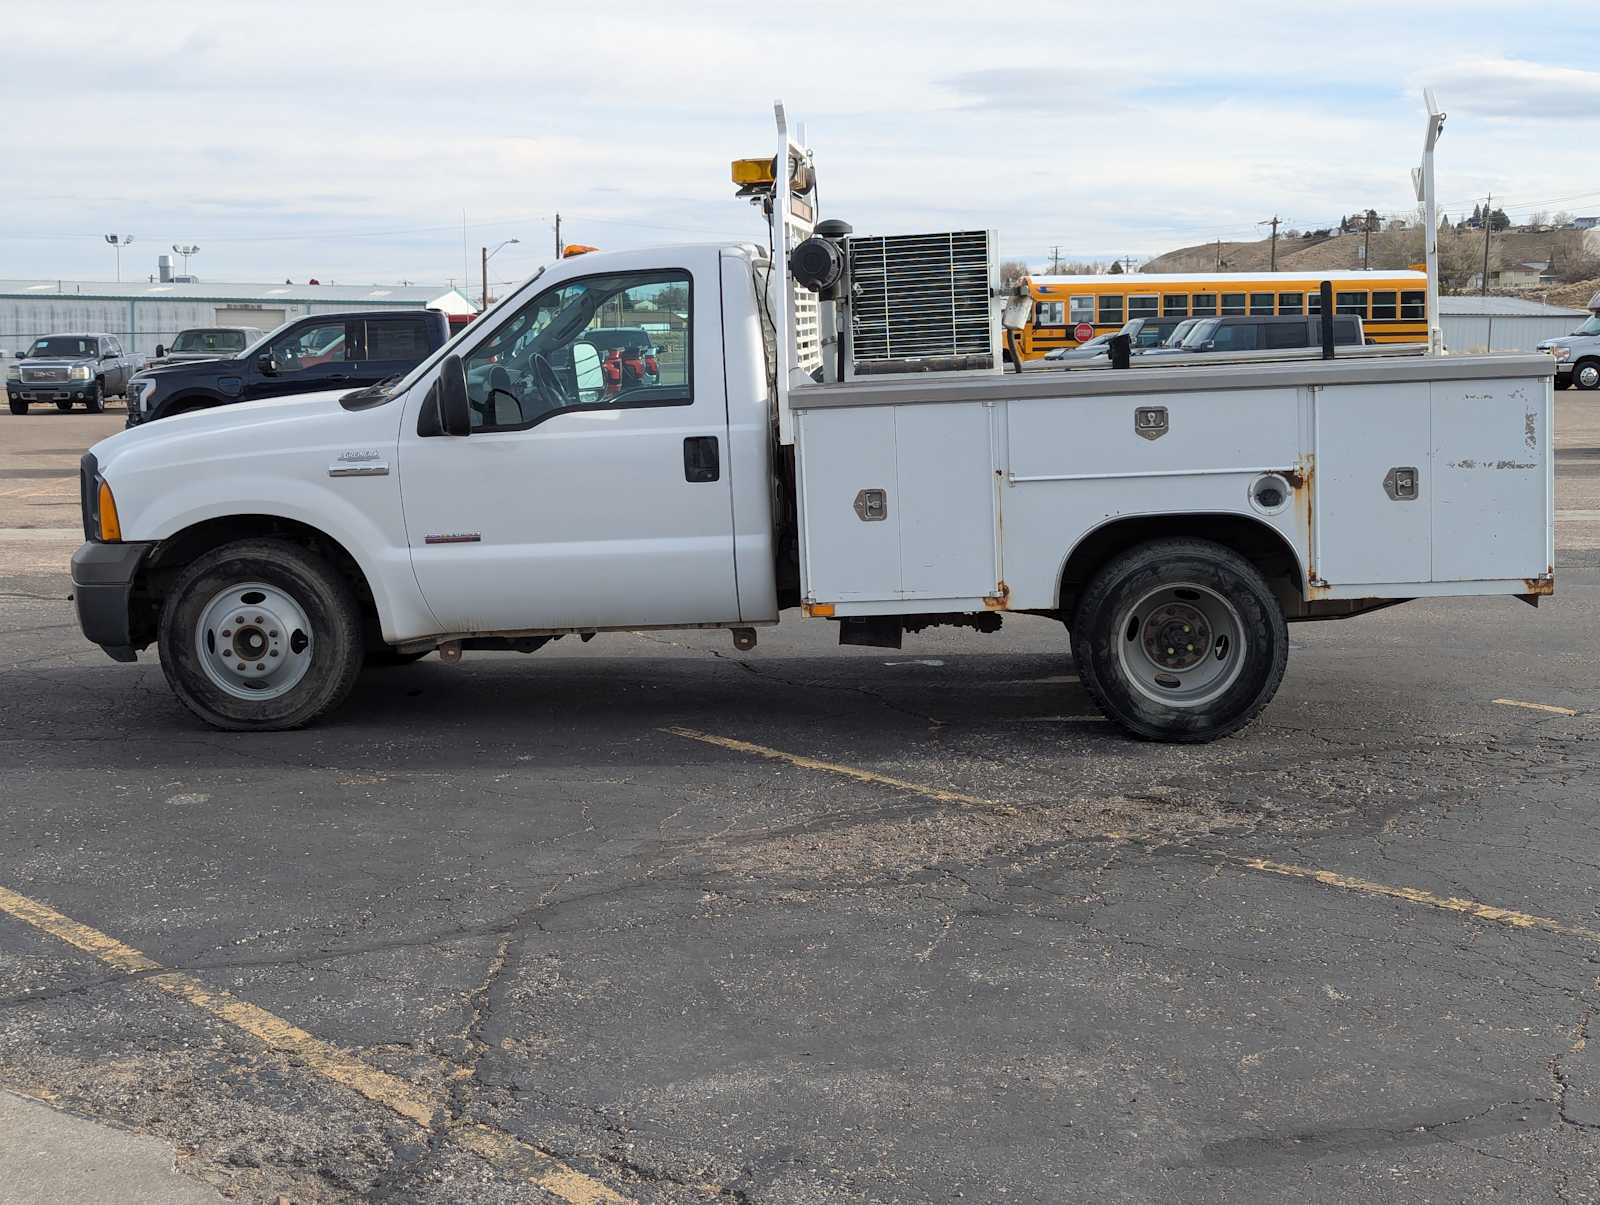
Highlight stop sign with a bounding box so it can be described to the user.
[1073,322,1095,342]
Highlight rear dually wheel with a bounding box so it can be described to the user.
[1071,538,1288,742]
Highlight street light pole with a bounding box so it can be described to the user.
[172,244,200,277]
[481,238,520,310]
[104,234,134,282]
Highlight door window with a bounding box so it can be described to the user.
[363,318,431,360]
[273,321,349,372]
[1211,323,1259,351]
[462,270,691,432]
[1264,321,1310,349]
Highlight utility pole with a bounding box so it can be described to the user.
[1481,192,1493,295]
[554,212,562,259]
[481,245,488,310]
[1362,212,1376,271]
[1049,245,1061,273]
[1261,216,1281,271]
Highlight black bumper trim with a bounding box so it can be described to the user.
[71,541,154,662]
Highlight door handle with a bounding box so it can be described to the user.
[328,373,351,382]
[683,436,720,483]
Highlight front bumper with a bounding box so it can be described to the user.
[71,541,155,663]
[9,380,97,402]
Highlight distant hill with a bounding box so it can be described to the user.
[1141,228,1586,280]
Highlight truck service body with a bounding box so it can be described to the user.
[69,108,1557,741]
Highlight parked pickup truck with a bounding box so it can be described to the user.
[69,120,1556,742]
[1536,312,1600,390]
[125,309,450,427]
[145,326,267,370]
[7,332,142,414]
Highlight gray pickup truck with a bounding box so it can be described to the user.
[1536,312,1600,390]
[145,326,266,371]
[6,332,142,414]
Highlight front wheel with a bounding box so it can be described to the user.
[8,398,27,415]
[83,381,104,413]
[56,400,74,413]
[158,539,366,731]
[1071,539,1288,742]
[1574,359,1600,391]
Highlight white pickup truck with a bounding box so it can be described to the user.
[70,117,1555,742]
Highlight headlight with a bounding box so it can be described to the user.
[69,365,92,381]
[1552,346,1572,360]
[5,362,19,379]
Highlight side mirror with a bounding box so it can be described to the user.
[571,342,603,401]
[437,354,471,436]
[102,349,116,360]
[154,344,165,358]
[256,352,277,376]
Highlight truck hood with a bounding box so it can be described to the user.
[129,356,244,384]
[91,387,369,474]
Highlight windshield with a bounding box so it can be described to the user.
[1573,315,1600,336]
[27,336,96,358]
[1163,320,1197,347]
[171,329,248,354]
[1180,320,1220,349]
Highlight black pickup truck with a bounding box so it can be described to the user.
[125,309,451,427]
[6,332,142,414]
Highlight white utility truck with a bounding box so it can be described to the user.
[71,107,1555,741]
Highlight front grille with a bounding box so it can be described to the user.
[23,366,68,382]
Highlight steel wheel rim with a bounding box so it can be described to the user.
[1580,364,1599,389]
[1115,582,1246,709]
[194,581,313,702]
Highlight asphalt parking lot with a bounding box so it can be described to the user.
[1,393,1599,1204]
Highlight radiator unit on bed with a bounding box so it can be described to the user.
[846,230,998,376]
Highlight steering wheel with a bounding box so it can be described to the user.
[532,353,570,410]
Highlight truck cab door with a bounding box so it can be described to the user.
[397,253,741,633]
[252,319,357,400]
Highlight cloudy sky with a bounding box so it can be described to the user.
[5,0,1599,290]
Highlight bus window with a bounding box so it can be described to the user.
[1371,291,1397,320]
[1400,290,1425,320]
[1036,301,1065,326]
[1221,292,1247,315]
[1249,292,1274,315]
[1279,292,1304,315]
[1069,296,1095,324]
[1336,291,1368,317]
[1128,295,1158,319]
[1163,295,1189,317]
[1192,293,1217,317]
[1308,291,1322,314]
[1098,295,1124,324]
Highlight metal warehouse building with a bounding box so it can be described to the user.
[1439,295,1588,354]
[0,279,476,357]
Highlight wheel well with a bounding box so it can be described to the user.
[1056,514,1304,615]
[132,516,379,649]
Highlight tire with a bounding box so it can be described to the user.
[1071,538,1288,743]
[1574,360,1600,391]
[55,400,74,413]
[157,538,366,731]
[7,398,26,415]
[83,380,104,413]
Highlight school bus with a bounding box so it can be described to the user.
[1013,270,1429,360]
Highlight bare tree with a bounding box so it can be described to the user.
[1549,229,1600,283]
[998,260,1031,289]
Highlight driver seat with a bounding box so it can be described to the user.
[487,365,523,426]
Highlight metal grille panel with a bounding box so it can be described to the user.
[849,231,992,364]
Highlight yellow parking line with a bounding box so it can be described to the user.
[664,726,1017,814]
[1493,698,1580,717]
[1228,856,1600,944]
[0,884,632,1204]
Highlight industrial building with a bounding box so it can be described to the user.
[0,260,475,356]
[1438,295,1589,354]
